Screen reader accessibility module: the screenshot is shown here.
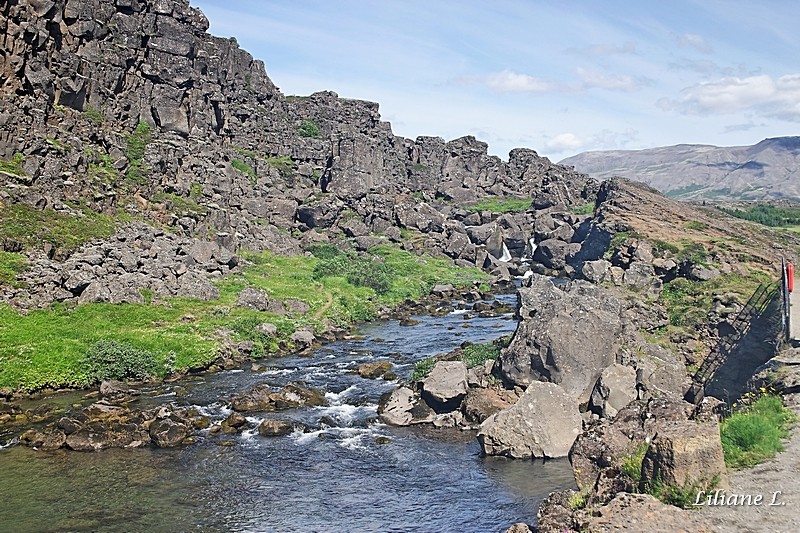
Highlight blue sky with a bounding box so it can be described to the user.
[190,0,799,161]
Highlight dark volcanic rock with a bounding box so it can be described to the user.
[231,382,327,412]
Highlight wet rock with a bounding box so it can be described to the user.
[99,380,138,400]
[357,361,393,379]
[231,383,326,412]
[478,381,581,459]
[65,420,150,451]
[504,523,532,533]
[421,361,468,411]
[149,410,191,447]
[375,436,391,445]
[20,428,66,450]
[258,419,294,437]
[377,386,435,426]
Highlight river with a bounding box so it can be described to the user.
[0,293,575,532]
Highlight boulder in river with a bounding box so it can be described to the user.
[149,408,191,448]
[478,381,581,459]
[357,361,394,379]
[231,382,327,412]
[258,419,295,437]
[421,361,468,411]
[377,386,436,426]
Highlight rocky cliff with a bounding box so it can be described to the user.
[0,0,595,308]
[560,137,800,201]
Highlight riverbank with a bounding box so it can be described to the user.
[0,242,490,395]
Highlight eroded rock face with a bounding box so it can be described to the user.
[478,381,581,459]
[578,493,719,533]
[589,364,637,418]
[497,275,622,404]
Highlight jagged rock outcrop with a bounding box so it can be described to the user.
[497,275,623,404]
[1,0,598,310]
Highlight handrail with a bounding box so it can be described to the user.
[684,281,778,404]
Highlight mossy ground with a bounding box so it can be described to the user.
[0,245,488,392]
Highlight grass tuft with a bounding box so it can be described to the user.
[721,394,796,468]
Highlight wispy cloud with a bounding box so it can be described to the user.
[575,67,648,92]
[565,41,637,56]
[483,70,561,93]
[673,33,713,54]
[659,73,800,121]
[545,128,640,154]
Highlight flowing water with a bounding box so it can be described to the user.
[0,295,575,532]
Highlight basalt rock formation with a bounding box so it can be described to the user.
[0,0,595,310]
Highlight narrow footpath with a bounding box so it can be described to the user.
[704,391,800,533]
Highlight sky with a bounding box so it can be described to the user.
[190,0,800,161]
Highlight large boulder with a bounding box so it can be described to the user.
[497,275,623,404]
[149,410,191,448]
[478,381,581,459]
[421,361,468,411]
[640,419,729,490]
[589,364,637,418]
[461,387,513,424]
[531,238,581,270]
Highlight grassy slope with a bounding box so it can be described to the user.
[0,246,487,392]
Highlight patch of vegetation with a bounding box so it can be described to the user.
[410,357,437,381]
[609,230,644,249]
[82,339,161,383]
[721,393,796,468]
[267,156,294,179]
[651,239,680,256]
[83,104,104,125]
[720,204,800,228]
[232,159,257,182]
[413,163,428,173]
[619,442,648,484]
[298,119,321,139]
[646,476,720,509]
[125,121,152,183]
[87,151,119,184]
[189,182,204,199]
[462,335,510,368]
[45,137,67,151]
[0,153,25,175]
[0,251,27,287]
[569,202,595,215]
[0,201,123,254]
[466,196,532,214]
[678,240,708,265]
[567,490,588,511]
[685,220,708,231]
[151,192,208,217]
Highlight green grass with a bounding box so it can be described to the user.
[231,159,257,182]
[151,192,208,217]
[125,121,151,184]
[685,220,708,231]
[466,196,531,214]
[0,245,488,392]
[83,104,104,125]
[569,202,595,215]
[721,394,796,468]
[462,336,510,368]
[619,442,649,484]
[267,156,295,179]
[0,153,25,175]
[410,357,437,381]
[0,251,27,287]
[0,201,124,254]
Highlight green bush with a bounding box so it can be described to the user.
[685,220,708,231]
[125,121,152,183]
[410,357,437,381]
[721,394,796,468]
[462,336,510,368]
[298,119,321,139]
[307,243,343,260]
[312,249,394,294]
[82,339,160,383]
[619,442,648,483]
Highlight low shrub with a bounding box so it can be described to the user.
[410,357,437,381]
[82,339,160,383]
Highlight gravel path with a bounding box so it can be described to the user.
[703,393,800,533]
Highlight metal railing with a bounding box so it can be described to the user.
[684,281,778,404]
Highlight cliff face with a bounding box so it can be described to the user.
[0,0,593,246]
[560,137,800,201]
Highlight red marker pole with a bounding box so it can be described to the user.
[789,264,795,293]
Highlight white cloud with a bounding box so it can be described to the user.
[674,33,713,54]
[484,70,559,93]
[545,133,586,152]
[575,67,644,91]
[659,73,800,121]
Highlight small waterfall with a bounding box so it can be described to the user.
[499,242,512,262]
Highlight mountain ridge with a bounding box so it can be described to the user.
[560,136,800,201]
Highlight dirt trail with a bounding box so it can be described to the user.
[703,393,800,533]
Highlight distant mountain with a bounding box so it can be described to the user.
[559,137,800,201]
